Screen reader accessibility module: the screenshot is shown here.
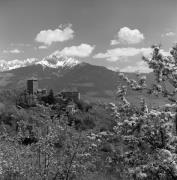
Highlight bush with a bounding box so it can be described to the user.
[40,89,56,105]
[75,99,92,112]
[68,113,96,130]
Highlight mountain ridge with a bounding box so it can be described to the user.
[0,53,82,72]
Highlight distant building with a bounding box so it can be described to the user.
[66,102,77,114]
[61,89,80,102]
[37,88,47,95]
[27,78,38,94]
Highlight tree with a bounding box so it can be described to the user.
[0,104,98,180]
[47,89,56,105]
[95,44,177,179]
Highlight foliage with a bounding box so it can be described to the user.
[0,89,21,105]
[41,89,56,105]
[68,112,96,130]
[75,100,92,112]
[92,44,177,179]
[0,104,99,180]
[47,89,56,105]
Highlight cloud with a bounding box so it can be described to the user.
[3,49,22,54]
[120,61,152,73]
[162,32,176,37]
[35,24,74,45]
[93,47,152,61]
[0,58,38,71]
[166,32,175,36]
[107,66,120,72]
[160,49,171,56]
[111,27,144,45]
[110,39,120,45]
[38,45,48,49]
[55,43,95,58]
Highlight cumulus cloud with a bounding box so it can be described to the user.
[166,32,175,36]
[3,49,22,54]
[55,43,95,58]
[162,32,176,37]
[35,24,74,45]
[120,61,152,73]
[93,47,152,61]
[111,27,144,45]
[38,45,48,49]
[110,39,120,45]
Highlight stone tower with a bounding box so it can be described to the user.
[27,78,38,94]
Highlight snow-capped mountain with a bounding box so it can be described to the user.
[36,53,81,69]
[0,58,38,72]
[0,53,81,72]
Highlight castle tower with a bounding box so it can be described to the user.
[27,78,38,94]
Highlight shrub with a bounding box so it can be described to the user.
[75,99,92,112]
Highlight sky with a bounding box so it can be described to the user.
[0,0,177,72]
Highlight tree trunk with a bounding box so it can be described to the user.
[175,108,177,135]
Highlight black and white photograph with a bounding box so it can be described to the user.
[0,0,177,179]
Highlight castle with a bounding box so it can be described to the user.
[60,89,80,102]
[26,78,80,101]
[27,78,38,94]
[27,78,47,95]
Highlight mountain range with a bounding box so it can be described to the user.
[0,53,170,105]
